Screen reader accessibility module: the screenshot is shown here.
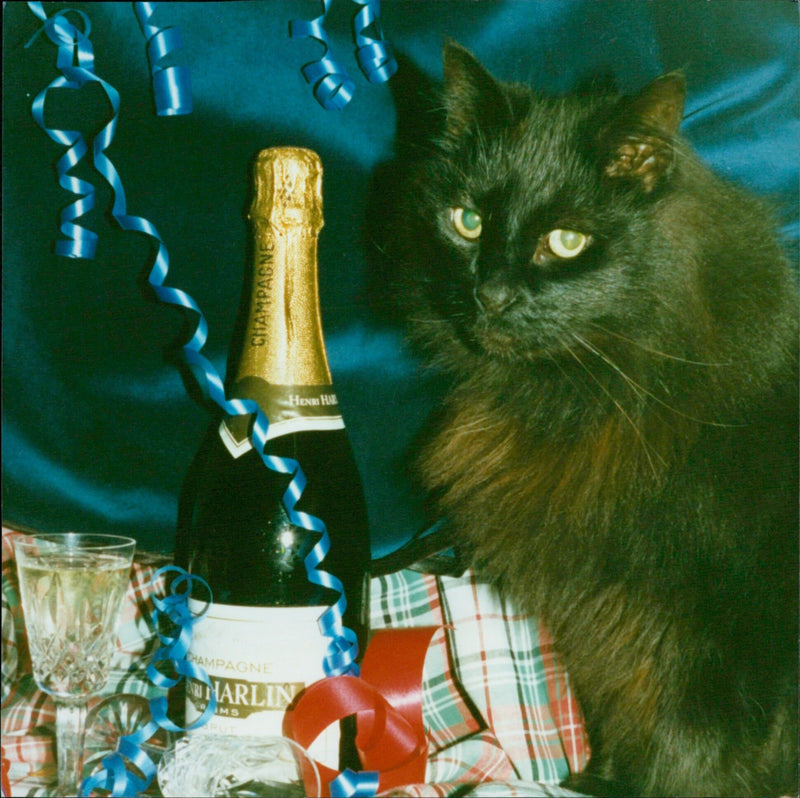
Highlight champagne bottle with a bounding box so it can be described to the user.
[175,147,370,767]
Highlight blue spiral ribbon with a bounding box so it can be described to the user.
[28,1,359,675]
[352,0,397,85]
[290,0,356,110]
[133,2,192,116]
[290,0,396,110]
[80,568,217,797]
[27,4,98,259]
[331,768,382,797]
[29,2,366,792]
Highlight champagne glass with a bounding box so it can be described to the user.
[14,532,136,797]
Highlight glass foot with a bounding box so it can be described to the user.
[82,694,173,796]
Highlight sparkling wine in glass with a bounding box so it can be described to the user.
[14,532,136,797]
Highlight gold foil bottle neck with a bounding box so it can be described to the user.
[249,147,323,234]
[233,146,333,397]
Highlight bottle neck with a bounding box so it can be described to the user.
[236,218,332,389]
[222,178,344,454]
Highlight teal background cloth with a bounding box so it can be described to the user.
[3,1,798,557]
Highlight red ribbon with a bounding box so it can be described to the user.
[1,745,11,798]
[285,627,438,796]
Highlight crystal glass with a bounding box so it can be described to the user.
[14,532,136,797]
[157,734,320,797]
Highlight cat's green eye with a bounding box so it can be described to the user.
[547,229,589,259]
[451,207,483,240]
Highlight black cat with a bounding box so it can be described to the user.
[379,41,799,796]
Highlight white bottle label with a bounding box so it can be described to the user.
[184,599,338,766]
[220,381,345,458]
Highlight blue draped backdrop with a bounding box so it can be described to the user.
[2,1,798,557]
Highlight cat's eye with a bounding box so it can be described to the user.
[451,207,483,240]
[547,229,589,259]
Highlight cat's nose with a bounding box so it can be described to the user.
[474,282,517,315]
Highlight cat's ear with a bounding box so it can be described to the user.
[442,40,509,139]
[601,72,686,192]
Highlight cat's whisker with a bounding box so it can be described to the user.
[585,321,732,367]
[408,316,450,325]
[573,332,648,402]
[446,416,506,436]
[563,342,665,476]
[573,332,743,429]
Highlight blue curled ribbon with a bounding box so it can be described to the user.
[139,134,367,794]
[29,0,362,678]
[27,4,98,259]
[29,4,360,680]
[289,0,356,110]
[331,768,381,798]
[145,567,218,733]
[352,0,397,84]
[249,408,360,677]
[80,568,216,797]
[26,2,192,258]
[138,250,361,678]
[133,2,192,116]
[290,0,396,109]
[29,1,366,791]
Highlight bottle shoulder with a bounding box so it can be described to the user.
[175,421,370,606]
[190,423,365,490]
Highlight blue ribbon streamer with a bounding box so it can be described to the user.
[290,0,356,110]
[29,2,367,792]
[27,4,98,259]
[290,0,396,110]
[26,3,192,259]
[80,568,217,797]
[133,2,193,116]
[352,0,397,84]
[330,768,381,797]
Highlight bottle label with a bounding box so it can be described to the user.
[220,380,345,457]
[184,599,339,765]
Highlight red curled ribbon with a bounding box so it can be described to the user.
[285,627,438,796]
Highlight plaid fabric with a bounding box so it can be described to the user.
[2,527,587,796]
[370,570,587,796]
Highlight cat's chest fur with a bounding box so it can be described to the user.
[419,361,695,599]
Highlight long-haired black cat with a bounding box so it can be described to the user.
[379,42,798,796]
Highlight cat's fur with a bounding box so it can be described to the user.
[381,42,799,796]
